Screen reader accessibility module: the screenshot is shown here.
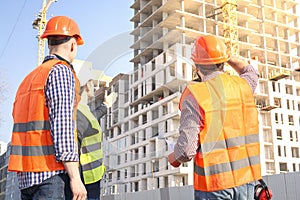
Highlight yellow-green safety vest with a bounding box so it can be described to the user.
[77,103,106,184]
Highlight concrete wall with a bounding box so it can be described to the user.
[102,185,194,200]
[4,171,300,199]
[102,172,300,200]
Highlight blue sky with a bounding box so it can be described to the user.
[0,1,134,143]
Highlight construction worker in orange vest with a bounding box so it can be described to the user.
[168,35,262,200]
[8,16,87,200]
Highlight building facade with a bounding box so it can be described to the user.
[0,144,20,200]
[0,141,7,200]
[101,0,300,195]
[0,142,7,156]
[0,151,6,200]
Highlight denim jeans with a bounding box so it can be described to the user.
[194,182,255,200]
[21,173,71,200]
[85,180,100,200]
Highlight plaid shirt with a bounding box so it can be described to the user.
[17,55,79,189]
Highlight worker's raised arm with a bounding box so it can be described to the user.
[227,56,249,75]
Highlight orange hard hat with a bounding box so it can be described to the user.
[41,16,84,45]
[191,35,230,65]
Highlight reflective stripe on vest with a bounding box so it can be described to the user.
[78,104,106,184]
[13,121,50,132]
[8,59,80,172]
[180,74,261,191]
[10,145,55,156]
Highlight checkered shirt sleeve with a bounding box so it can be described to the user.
[45,64,79,162]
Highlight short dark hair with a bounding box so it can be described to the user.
[47,36,72,46]
[195,63,224,76]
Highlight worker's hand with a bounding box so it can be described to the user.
[104,91,118,108]
[63,162,87,200]
[227,55,248,74]
[70,177,87,200]
[168,152,181,167]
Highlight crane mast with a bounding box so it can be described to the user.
[32,0,56,65]
[221,0,239,75]
[222,0,238,57]
[205,0,239,75]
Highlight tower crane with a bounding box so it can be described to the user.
[220,0,289,80]
[222,0,239,75]
[221,0,238,59]
[32,0,57,65]
[207,0,284,112]
[206,0,239,75]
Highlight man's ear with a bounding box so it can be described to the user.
[70,41,75,52]
[196,68,204,80]
[70,39,77,52]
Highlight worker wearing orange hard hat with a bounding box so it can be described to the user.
[168,35,263,199]
[41,15,84,45]
[8,16,87,200]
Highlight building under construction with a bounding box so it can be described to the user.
[100,0,300,195]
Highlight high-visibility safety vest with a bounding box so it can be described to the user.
[77,103,106,184]
[179,73,261,192]
[8,59,80,172]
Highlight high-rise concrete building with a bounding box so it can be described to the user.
[0,144,20,200]
[0,150,7,200]
[100,0,300,195]
[0,142,7,156]
[101,73,132,195]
